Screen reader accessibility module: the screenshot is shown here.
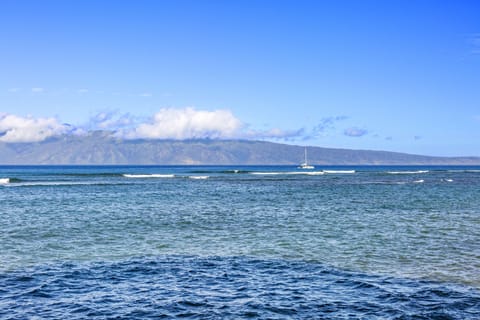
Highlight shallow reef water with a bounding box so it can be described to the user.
[1,165,480,318]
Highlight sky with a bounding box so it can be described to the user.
[1,0,479,156]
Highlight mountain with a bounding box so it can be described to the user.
[0,131,479,165]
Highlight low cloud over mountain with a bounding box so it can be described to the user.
[0,108,301,143]
[0,113,69,143]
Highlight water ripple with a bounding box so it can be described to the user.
[1,256,479,319]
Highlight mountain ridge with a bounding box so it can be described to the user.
[0,133,479,165]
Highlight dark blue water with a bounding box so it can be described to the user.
[1,165,480,318]
[2,256,480,319]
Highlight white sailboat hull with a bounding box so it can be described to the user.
[298,147,315,169]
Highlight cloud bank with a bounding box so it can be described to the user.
[244,127,304,141]
[89,111,137,131]
[124,108,243,140]
[0,108,298,143]
[0,108,367,144]
[0,114,68,143]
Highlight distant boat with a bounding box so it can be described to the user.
[298,147,315,169]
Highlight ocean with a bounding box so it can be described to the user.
[1,165,479,319]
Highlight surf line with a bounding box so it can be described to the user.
[123,174,175,178]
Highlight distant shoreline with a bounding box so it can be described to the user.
[1,137,479,165]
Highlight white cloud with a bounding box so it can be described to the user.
[124,107,243,140]
[245,127,304,140]
[344,127,368,137]
[309,116,349,138]
[0,114,68,143]
[31,87,44,93]
[89,111,137,131]
[8,88,21,93]
[77,89,89,94]
[115,108,303,141]
[139,92,152,97]
[315,116,348,132]
[0,109,347,143]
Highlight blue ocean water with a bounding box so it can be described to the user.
[1,165,480,319]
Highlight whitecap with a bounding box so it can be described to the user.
[413,179,424,183]
[323,170,356,174]
[5,181,113,187]
[388,170,429,175]
[250,172,282,175]
[304,171,326,175]
[189,176,209,180]
[123,174,175,178]
[0,178,10,185]
[251,171,325,176]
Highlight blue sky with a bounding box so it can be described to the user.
[1,0,479,156]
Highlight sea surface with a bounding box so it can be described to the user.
[1,165,480,319]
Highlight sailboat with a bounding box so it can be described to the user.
[298,147,315,169]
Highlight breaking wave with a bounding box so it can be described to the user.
[388,170,429,175]
[188,176,209,180]
[250,171,325,176]
[188,170,249,174]
[123,174,175,178]
[3,181,121,187]
[323,170,356,174]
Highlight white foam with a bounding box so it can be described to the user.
[323,170,356,174]
[304,171,326,175]
[388,170,429,175]
[123,174,175,178]
[250,172,283,175]
[189,175,209,180]
[448,169,480,173]
[5,181,111,187]
[0,178,10,185]
[251,171,325,176]
[443,179,453,182]
[413,179,424,183]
